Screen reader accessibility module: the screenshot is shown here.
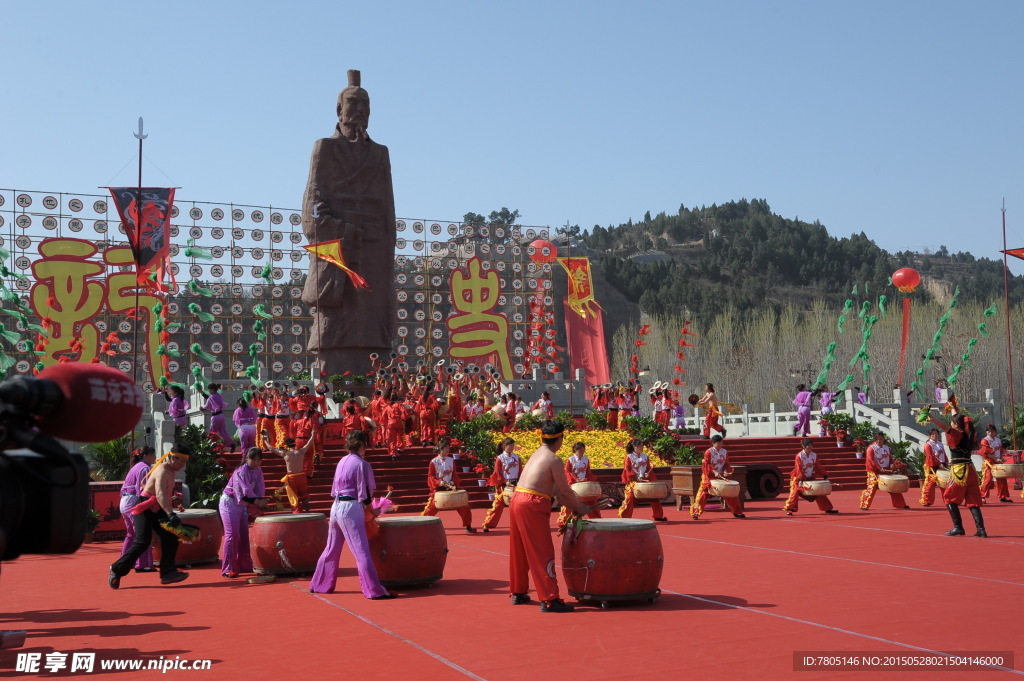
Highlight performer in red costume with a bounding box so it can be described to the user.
[782,439,837,515]
[421,437,476,533]
[383,395,406,460]
[978,423,1013,503]
[556,441,603,526]
[650,389,670,428]
[617,439,667,521]
[919,428,949,507]
[417,390,441,445]
[858,431,909,510]
[482,437,522,531]
[607,390,621,430]
[928,407,987,537]
[690,435,745,519]
[508,421,597,612]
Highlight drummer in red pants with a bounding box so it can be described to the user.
[617,439,667,522]
[482,437,521,532]
[783,439,838,515]
[421,437,476,533]
[690,435,745,519]
[509,421,598,612]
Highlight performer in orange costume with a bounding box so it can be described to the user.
[421,437,475,533]
[696,383,726,438]
[919,428,949,507]
[482,437,521,531]
[252,388,274,450]
[556,441,603,526]
[978,423,1013,503]
[369,390,387,446]
[617,439,668,521]
[858,431,909,510]
[607,391,621,430]
[690,435,745,519]
[508,421,596,612]
[783,439,837,515]
[928,408,987,537]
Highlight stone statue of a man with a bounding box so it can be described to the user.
[301,70,397,377]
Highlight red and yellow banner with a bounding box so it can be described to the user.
[556,256,600,318]
[304,239,370,290]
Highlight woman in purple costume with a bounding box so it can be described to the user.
[218,447,267,578]
[792,384,812,437]
[308,430,395,599]
[233,397,258,457]
[201,383,230,450]
[164,386,189,428]
[118,446,157,572]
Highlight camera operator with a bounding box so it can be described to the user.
[108,443,193,588]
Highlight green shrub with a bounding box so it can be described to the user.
[584,410,609,430]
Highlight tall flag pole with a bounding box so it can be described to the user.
[1000,198,1018,449]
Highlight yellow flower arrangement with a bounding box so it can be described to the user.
[489,431,673,468]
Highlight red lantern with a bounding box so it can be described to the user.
[892,268,921,293]
[528,239,557,264]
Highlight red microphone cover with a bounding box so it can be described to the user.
[36,363,145,442]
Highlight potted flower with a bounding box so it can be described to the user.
[835,428,848,446]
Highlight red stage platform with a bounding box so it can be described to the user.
[2,490,1021,679]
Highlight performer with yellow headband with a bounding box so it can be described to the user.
[108,443,194,589]
[508,420,601,613]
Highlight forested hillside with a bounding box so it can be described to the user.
[577,198,1023,319]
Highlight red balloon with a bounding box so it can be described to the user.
[528,239,557,263]
[892,267,921,293]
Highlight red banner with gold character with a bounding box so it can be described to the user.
[556,257,600,318]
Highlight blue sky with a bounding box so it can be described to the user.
[4,1,1023,270]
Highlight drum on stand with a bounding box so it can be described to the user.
[934,468,952,489]
[798,480,832,497]
[877,474,910,494]
[632,481,667,501]
[709,478,741,498]
[370,516,448,587]
[991,463,1023,479]
[531,408,546,418]
[560,518,663,608]
[571,481,602,504]
[434,489,468,510]
[251,512,328,575]
[152,508,223,567]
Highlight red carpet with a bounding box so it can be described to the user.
[2,491,1022,679]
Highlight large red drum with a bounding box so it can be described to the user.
[560,518,663,607]
[152,509,223,567]
[370,516,448,587]
[251,512,328,575]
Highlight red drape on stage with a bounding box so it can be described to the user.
[563,298,610,385]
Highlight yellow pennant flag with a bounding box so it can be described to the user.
[304,239,371,291]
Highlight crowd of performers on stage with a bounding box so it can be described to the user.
[123,362,1014,604]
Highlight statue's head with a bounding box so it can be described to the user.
[337,69,370,139]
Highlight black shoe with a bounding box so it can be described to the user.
[108,569,120,590]
[903,506,911,509]
[134,567,156,573]
[160,571,189,585]
[482,527,490,533]
[733,513,746,518]
[721,428,727,438]
[540,599,574,613]
[465,526,477,534]
[786,511,794,516]
[511,593,531,605]
[969,507,987,537]
[370,593,397,600]
[825,509,839,514]
[691,514,699,520]
[653,517,668,522]
[1000,497,1013,503]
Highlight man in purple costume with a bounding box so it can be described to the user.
[308,430,395,599]
[200,383,230,450]
[219,447,267,578]
[792,384,812,436]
